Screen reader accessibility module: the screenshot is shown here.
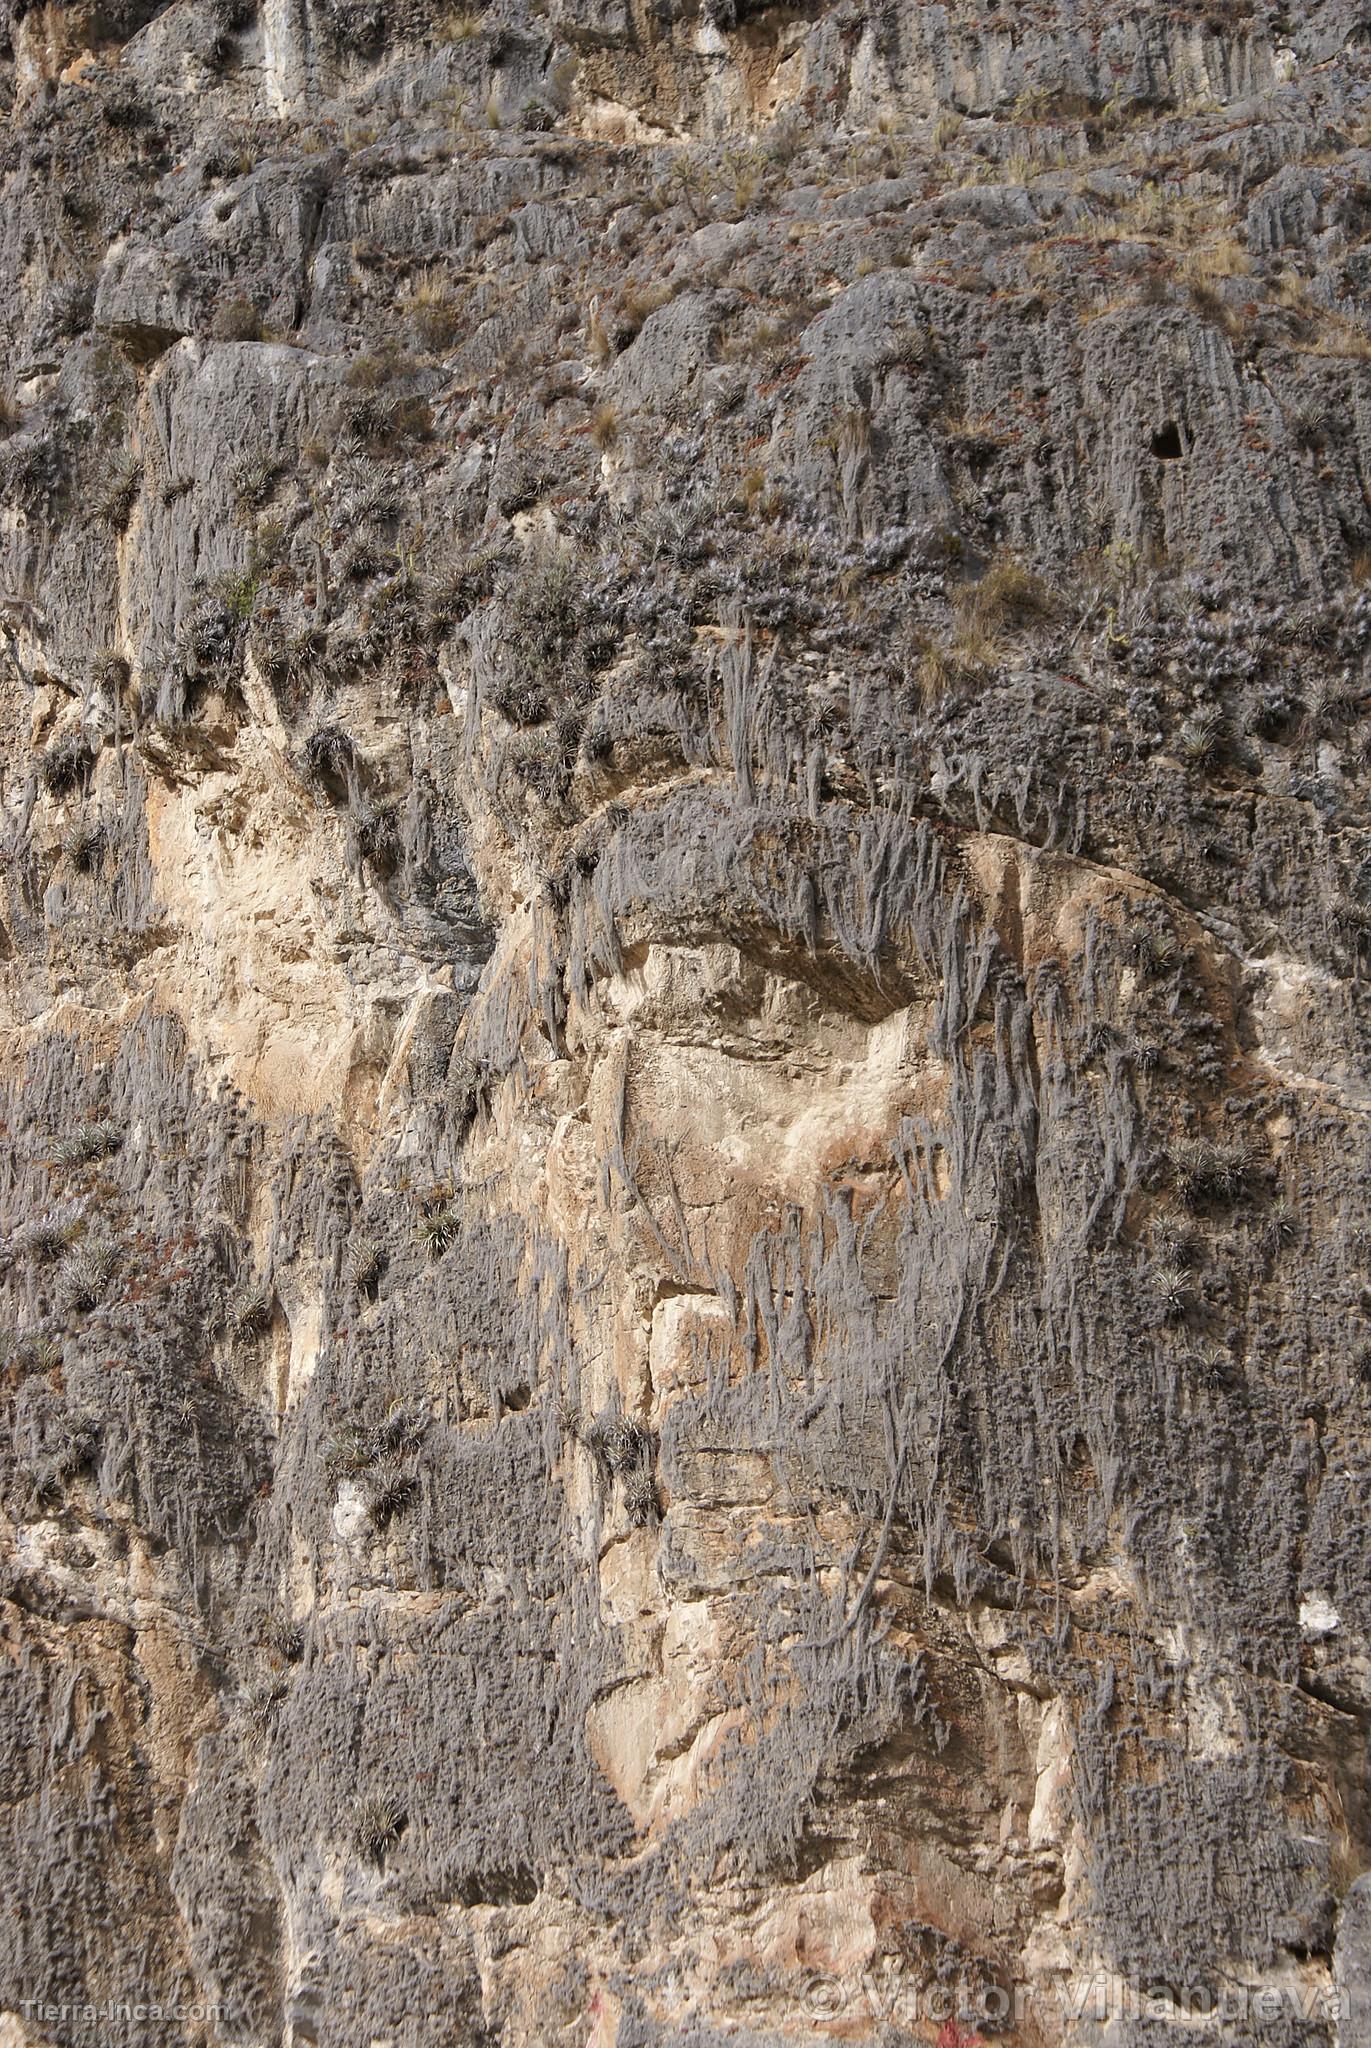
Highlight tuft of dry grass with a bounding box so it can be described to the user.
[1182,236,1252,285]
[958,554,1058,633]
[210,295,262,342]
[586,306,613,366]
[617,282,669,337]
[1254,272,1368,360]
[914,554,1057,706]
[403,267,461,349]
[916,622,998,706]
[1187,280,1247,340]
[738,466,767,511]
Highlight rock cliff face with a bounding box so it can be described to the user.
[2,1,1371,2042]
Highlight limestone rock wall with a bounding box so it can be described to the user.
[2,1,1371,2043]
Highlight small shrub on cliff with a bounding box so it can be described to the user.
[428,548,503,627]
[1171,1137,1254,1208]
[1152,1262,1194,1324]
[365,1458,418,1528]
[1125,921,1179,977]
[231,452,281,514]
[1150,1209,1199,1268]
[63,820,106,872]
[438,8,483,39]
[485,550,615,725]
[1264,1202,1301,1254]
[329,1405,425,1478]
[381,1405,427,1454]
[412,294,464,350]
[303,724,357,788]
[338,391,433,453]
[503,552,581,676]
[11,1332,62,1375]
[91,648,131,694]
[349,1235,386,1293]
[93,454,142,532]
[351,1795,406,1862]
[320,0,386,50]
[243,1676,289,1730]
[585,1415,659,1521]
[588,1414,654,1477]
[40,732,94,797]
[590,403,619,451]
[187,579,253,667]
[417,1203,460,1257]
[329,1422,378,1475]
[1188,280,1245,341]
[354,801,400,869]
[957,555,1057,633]
[1176,707,1228,768]
[4,431,68,509]
[52,1118,121,1168]
[264,1617,305,1664]
[487,673,551,725]
[102,89,154,130]
[34,1414,100,1502]
[1182,237,1252,287]
[210,295,264,342]
[48,281,95,341]
[15,1213,79,1262]
[339,534,388,583]
[56,1241,118,1315]
[404,272,462,350]
[556,1399,587,1442]
[496,730,573,811]
[623,1473,659,1526]
[230,1285,273,1342]
[344,348,408,393]
[916,630,996,706]
[252,616,324,700]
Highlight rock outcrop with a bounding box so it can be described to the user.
[2,1,1371,2042]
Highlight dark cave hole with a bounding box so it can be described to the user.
[1151,421,1185,460]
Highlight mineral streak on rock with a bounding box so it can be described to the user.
[1,0,1370,2042]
